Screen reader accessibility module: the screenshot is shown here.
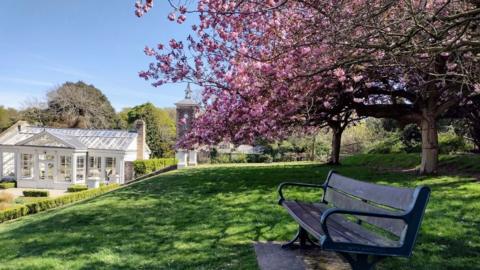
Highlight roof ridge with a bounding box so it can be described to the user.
[25,125,136,133]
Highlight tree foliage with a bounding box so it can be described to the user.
[0,107,19,132]
[136,0,480,174]
[20,81,117,129]
[46,81,117,128]
[127,103,176,158]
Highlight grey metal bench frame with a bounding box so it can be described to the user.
[278,170,430,270]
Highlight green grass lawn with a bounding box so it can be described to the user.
[0,154,479,269]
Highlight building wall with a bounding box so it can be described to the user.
[176,106,196,140]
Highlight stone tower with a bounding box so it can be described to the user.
[175,83,199,168]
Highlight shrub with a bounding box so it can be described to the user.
[0,192,14,203]
[0,184,119,223]
[0,205,28,222]
[278,153,297,162]
[246,154,259,163]
[211,154,231,164]
[258,154,273,163]
[231,153,247,163]
[439,132,468,154]
[245,154,274,163]
[367,134,404,154]
[67,184,88,193]
[0,182,15,189]
[133,158,177,176]
[23,190,49,197]
[400,124,422,153]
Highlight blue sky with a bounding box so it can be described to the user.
[0,0,196,111]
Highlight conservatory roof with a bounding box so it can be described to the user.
[2,126,138,151]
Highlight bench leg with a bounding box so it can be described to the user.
[282,226,318,249]
[339,253,385,270]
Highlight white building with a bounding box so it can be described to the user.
[0,120,150,189]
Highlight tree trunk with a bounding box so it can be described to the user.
[329,127,342,165]
[311,134,316,161]
[419,116,439,175]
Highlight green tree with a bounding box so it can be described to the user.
[115,107,131,130]
[45,81,117,128]
[127,103,176,158]
[0,106,19,131]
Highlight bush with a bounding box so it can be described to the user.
[0,205,28,222]
[245,154,273,163]
[0,184,119,223]
[0,182,15,189]
[0,192,14,203]
[23,190,49,197]
[246,154,259,163]
[367,134,404,154]
[278,153,297,162]
[133,158,177,176]
[67,184,88,193]
[400,124,422,153]
[231,153,247,163]
[258,154,273,163]
[211,154,230,164]
[439,132,468,154]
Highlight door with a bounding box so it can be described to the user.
[39,152,55,181]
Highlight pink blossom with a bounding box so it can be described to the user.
[474,83,480,94]
[179,5,187,14]
[177,15,186,24]
[353,75,363,82]
[144,46,155,56]
[446,62,457,70]
[333,68,346,82]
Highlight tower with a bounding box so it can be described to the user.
[175,83,199,168]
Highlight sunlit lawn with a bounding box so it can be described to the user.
[0,154,479,269]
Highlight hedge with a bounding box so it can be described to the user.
[0,182,15,189]
[67,184,88,193]
[133,158,177,176]
[23,190,49,197]
[0,184,119,223]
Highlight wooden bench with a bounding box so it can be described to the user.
[277,170,430,270]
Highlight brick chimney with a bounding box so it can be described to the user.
[135,120,146,160]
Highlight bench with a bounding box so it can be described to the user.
[277,170,430,270]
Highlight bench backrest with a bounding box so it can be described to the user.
[322,171,430,253]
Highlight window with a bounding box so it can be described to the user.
[2,152,15,178]
[21,153,33,178]
[58,156,72,181]
[39,152,55,181]
[88,156,101,178]
[105,157,116,180]
[76,156,85,181]
[39,154,55,161]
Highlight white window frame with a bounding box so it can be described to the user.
[58,155,72,182]
[20,153,34,179]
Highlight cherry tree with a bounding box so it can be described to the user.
[135,0,480,174]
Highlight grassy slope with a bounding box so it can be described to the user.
[0,154,479,269]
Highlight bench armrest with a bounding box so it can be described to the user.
[277,182,326,204]
[320,208,407,243]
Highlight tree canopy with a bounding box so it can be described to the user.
[136,0,480,174]
[127,102,176,158]
[21,81,117,129]
[46,81,117,128]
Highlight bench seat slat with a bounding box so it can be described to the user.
[328,173,415,210]
[324,188,406,237]
[282,201,399,248]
